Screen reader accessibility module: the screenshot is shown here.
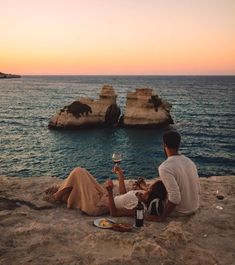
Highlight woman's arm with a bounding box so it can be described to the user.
[105,179,134,217]
[113,166,127,194]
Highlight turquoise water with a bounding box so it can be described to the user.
[0,75,234,181]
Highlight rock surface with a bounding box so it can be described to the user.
[124,88,173,128]
[0,175,234,265]
[48,85,121,129]
[0,72,21,78]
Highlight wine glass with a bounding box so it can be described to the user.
[216,189,224,200]
[215,177,224,200]
[112,153,122,166]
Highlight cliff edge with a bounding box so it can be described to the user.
[0,175,234,265]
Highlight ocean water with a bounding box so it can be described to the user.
[0,75,234,182]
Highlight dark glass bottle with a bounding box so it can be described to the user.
[135,201,144,227]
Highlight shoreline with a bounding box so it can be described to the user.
[0,175,235,265]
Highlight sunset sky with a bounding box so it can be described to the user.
[1,0,235,75]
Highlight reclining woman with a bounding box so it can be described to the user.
[44,166,167,217]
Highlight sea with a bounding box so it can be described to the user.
[0,75,234,182]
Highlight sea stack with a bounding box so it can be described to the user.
[48,85,121,129]
[123,88,173,128]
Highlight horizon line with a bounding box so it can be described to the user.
[20,74,235,77]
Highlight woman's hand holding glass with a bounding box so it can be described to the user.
[112,165,124,176]
[111,153,124,179]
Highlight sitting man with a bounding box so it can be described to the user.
[146,130,200,222]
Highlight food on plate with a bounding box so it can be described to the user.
[112,223,132,232]
[98,219,113,228]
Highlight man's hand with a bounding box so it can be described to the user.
[145,214,166,222]
[105,179,114,192]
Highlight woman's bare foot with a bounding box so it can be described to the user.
[44,185,59,195]
[43,194,60,204]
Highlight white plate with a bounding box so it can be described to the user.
[93,218,115,229]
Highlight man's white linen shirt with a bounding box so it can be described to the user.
[159,155,200,214]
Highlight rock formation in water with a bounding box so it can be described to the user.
[0,72,21,78]
[48,85,121,129]
[48,86,173,129]
[123,88,173,128]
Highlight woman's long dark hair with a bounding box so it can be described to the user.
[146,180,167,215]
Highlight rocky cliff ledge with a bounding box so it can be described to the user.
[0,175,234,265]
[124,88,173,128]
[0,72,21,78]
[49,85,121,129]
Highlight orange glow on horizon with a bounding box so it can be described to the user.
[0,0,235,75]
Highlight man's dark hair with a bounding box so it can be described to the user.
[163,130,181,150]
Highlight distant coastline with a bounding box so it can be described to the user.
[0,72,21,79]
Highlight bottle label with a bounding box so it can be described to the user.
[136,210,144,219]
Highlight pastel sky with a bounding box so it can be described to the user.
[1,0,235,75]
